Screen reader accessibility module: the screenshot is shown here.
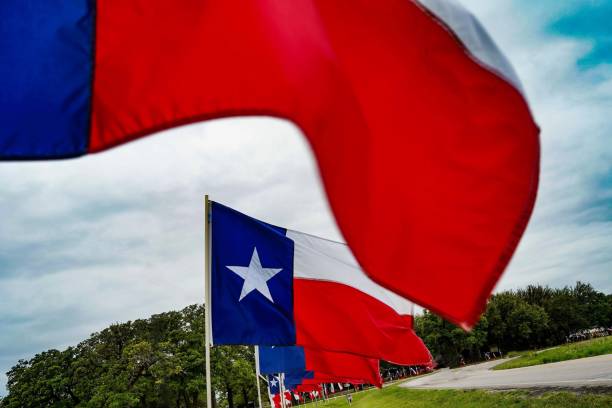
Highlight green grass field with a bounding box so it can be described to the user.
[305,386,612,407]
[493,336,612,370]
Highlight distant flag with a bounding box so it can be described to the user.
[258,345,382,388]
[267,374,292,408]
[268,374,281,395]
[209,202,431,365]
[303,373,368,387]
[283,372,316,392]
[258,346,309,376]
[1,0,538,328]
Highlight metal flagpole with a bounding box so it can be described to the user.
[254,346,264,408]
[204,195,213,408]
[279,373,286,408]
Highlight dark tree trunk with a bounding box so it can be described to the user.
[226,383,234,408]
[183,391,191,408]
[242,389,249,407]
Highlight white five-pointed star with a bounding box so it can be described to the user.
[270,378,278,388]
[226,247,283,303]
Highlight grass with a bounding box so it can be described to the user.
[493,336,612,370]
[303,385,612,407]
[505,350,526,358]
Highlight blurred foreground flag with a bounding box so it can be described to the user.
[259,346,383,388]
[1,0,538,328]
[210,202,432,366]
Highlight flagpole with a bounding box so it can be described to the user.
[279,373,286,408]
[254,346,263,408]
[204,195,213,408]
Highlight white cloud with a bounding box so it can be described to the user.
[0,118,340,393]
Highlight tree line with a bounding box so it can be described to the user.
[415,281,612,367]
[1,305,256,408]
[2,282,610,407]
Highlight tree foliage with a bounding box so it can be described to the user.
[1,305,257,408]
[2,282,610,404]
[415,282,611,367]
[415,311,488,367]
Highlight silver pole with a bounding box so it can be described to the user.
[204,196,213,408]
[254,346,263,408]
[279,373,286,408]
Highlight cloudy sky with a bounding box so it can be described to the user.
[1,0,611,394]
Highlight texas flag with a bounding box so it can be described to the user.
[1,0,539,328]
[210,202,432,366]
[258,346,383,388]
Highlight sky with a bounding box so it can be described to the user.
[1,0,612,395]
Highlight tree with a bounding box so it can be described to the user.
[572,281,611,327]
[542,288,588,344]
[515,284,554,307]
[415,311,488,367]
[2,349,80,408]
[417,281,609,366]
[505,301,549,350]
[211,347,257,408]
[3,282,609,405]
[1,304,257,408]
[485,293,550,350]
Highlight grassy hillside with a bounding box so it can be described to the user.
[493,336,612,370]
[308,386,612,408]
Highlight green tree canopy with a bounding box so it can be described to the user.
[1,305,257,408]
[415,281,610,367]
[2,281,610,404]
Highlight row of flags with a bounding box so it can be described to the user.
[259,345,382,387]
[207,201,433,405]
[266,373,328,407]
[260,347,368,407]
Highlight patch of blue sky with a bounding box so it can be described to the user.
[589,172,612,217]
[545,0,612,68]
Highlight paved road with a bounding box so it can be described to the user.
[401,354,612,390]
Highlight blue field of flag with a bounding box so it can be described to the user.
[210,202,296,345]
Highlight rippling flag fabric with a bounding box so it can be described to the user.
[210,202,432,366]
[259,346,383,388]
[0,0,539,328]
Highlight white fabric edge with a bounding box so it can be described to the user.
[415,0,525,96]
[286,229,415,316]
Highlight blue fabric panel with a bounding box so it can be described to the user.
[0,1,94,158]
[268,375,282,395]
[284,371,314,389]
[211,202,296,345]
[268,372,314,394]
[259,346,306,375]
